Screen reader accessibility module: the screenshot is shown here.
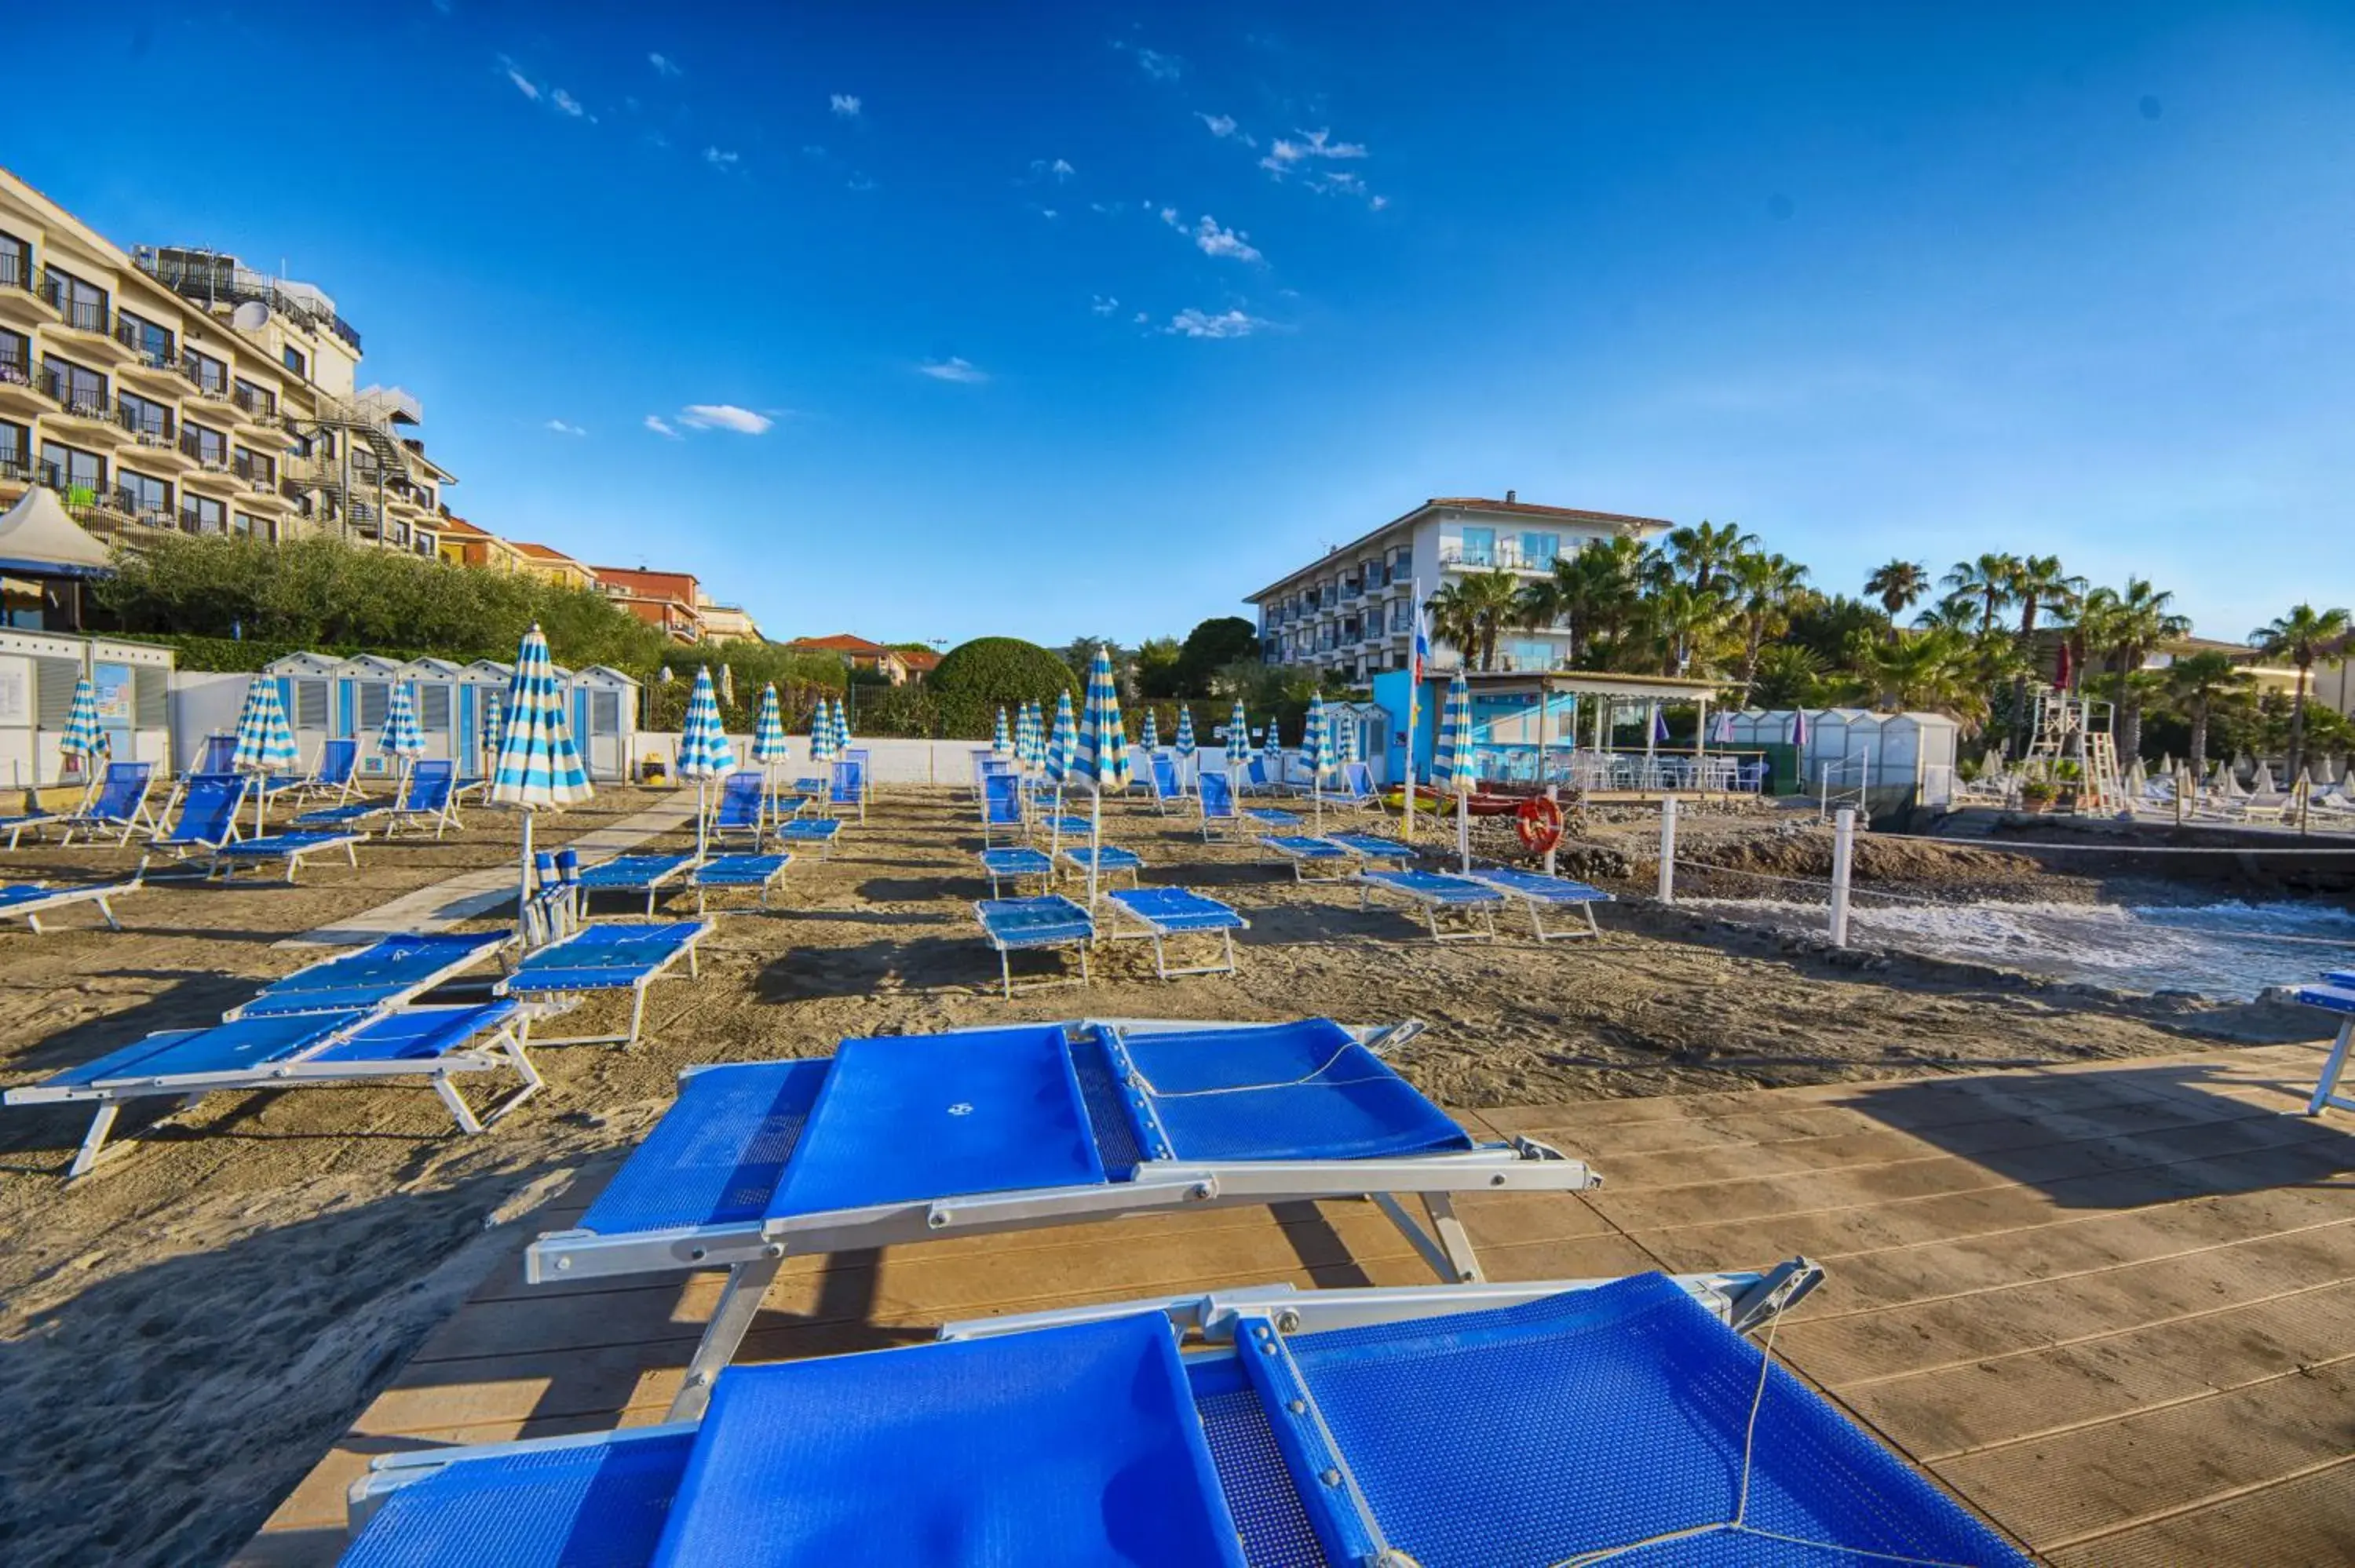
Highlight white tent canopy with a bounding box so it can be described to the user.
[0,487,112,577]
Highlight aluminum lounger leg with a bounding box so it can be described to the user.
[664,1253,787,1424]
[1422,1191,1484,1283]
[1368,1191,1481,1284]
[625,983,650,1048]
[2310,1019,2355,1116]
[999,947,1014,1001]
[68,1103,123,1180]
[431,1073,487,1136]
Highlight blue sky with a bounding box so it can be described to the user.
[9,3,2352,647]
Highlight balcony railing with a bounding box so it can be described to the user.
[233,455,276,490]
[0,252,28,294]
[40,274,108,334]
[181,359,231,399]
[38,369,111,421]
[232,387,276,420]
[118,406,173,443]
[179,505,226,534]
[0,352,27,387]
[180,431,230,468]
[1438,541,1559,572]
[114,318,174,365]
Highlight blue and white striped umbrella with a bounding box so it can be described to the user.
[1336,708,1358,767]
[1044,688,1077,785]
[993,706,1012,757]
[379,681,425,767]
[1305,693,1338,782]
[834,695,852,754]
[1174,706,1196,760]
[480,692,504,759]
[232,675,300,835]
[752,684,789,764]
[1433,672,1475,795]
[1139,709,1159,753]
[1073,645,1130,793]
[807,696,839,767]
[1228,701,1249,773]
[58,676,106,767]
[676,665,736,779]
[491,624,592,811]
[1021,699,1046,770]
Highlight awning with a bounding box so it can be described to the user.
[0,487,115,578]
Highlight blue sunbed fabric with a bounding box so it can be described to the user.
[1280,1271,2028,1566]
[239,932,506,1017]
[579,854,693,890]
[1060,845,1143,871]
[765,1026,1104,1218]
[2297,983,2355,1016]
[0,884,60,910]
[292,801,383,827]
[1108,888,1243,932]
[693,854,789,887]
[342,1431,696,1568]
[1246,808,1303,829]
[41,1011,364,1088]
[505,924,702,994]
[1467,867,1610,903]
[1261,835,1345,859]
[307,1003,520,1063]
[980,847,1053,878]
[1362,869,1502,904]
[583,1061,831,1234]
[775,819,840,842]
[215,831,359,858]
[1039,815,1096,838]
[651,1312,1244,1568]
[1326,833,1413,862]
[1122,1019,1472,1164]
[977,896,1092,948]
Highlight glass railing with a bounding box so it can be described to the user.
[1438,542,1558,571]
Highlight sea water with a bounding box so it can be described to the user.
[1682,896,2355,1000]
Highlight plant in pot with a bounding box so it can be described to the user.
[2019,779,2057,812]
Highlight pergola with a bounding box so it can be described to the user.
[1453,667,1727,760]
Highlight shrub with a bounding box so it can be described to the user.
[927,637,1080,737]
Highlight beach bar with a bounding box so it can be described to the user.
[1373,667,1743,795]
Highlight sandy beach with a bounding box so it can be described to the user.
[0,786,2333,1566]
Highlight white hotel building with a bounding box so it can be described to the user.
[1246,494,1674,683]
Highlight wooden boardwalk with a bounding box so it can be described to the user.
[238,1038,2355,1566]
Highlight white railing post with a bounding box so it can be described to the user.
[1657,794,1678,904]
[1829,806,1855,946]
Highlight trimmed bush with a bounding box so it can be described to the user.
[926,637,1080,738]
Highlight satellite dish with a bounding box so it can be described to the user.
[231,301,271,330]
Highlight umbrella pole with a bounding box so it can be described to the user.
[1458,789,1470,874]
[696,778,709,862]
[1088,789,1102,910]
[253,772,265,839]
[517,810,535,941]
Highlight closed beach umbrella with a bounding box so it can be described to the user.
[1072,644,1130,906]
[1305,692,1338,827]
[1046,690,1077,785]
[808,695,839,768]
[1227,700,1249,786]
[832,695,851,757]
[231,674,300,838]
[379,680,425,794]
[1434,672,1476,872]
[481,692,505,764]
[1174,706,1196,786]
[1791,709,1809,749]
[677,665,736,859]
[58,675,106,781]
[993,706,1012,757]
[1017,699,1039,770]
[752,683,788,830]
[490,624,593,935]
[1140,708,1159,753]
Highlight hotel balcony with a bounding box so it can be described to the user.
[38,369,114,432]
[232,387,281,434]
[0,255,49,326]
[121,418,188,471]
[113,329,184,394]
[0,356,40,417]
[1437,541,1561,574]
[42,284,127,362]
[180,363,237,414]
[181,455,239,495]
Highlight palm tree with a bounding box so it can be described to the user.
[2163,651,2252,776]
[2005,554,2085,752]
[1942,552,2020,636]
[1427,569,1524,671]
[1729,551,1811,698]
[1862,628,1989,727]
[1749,644,1824,709]
[1864,560,1927,623]
[1646,582,1728,677]
[1664,520,1757,597]
[2081,578,2189,760]
[2253,603,2353,780]
[1536,536,1648,668]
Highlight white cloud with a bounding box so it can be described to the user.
[1110,41,1184,81]
[1371,195,1390,211]
[1165,308,1266,339]
[648,52,682,78]
[678,404,773,434]
[1261,126,1368,178]
[644,415,679,439]
[1133,311,1150,325]
[550,87,586,118]
[1091,295,1119,315]
[847,173,877,191]
[1196,112,1255,147]
[498,58,593,121]
[1040,208,1058,220]
[831,93,862,117]
[918,357,988,385]
[1189,215,1261,263]
[1158,206,1179,227]
[502,64,540,102]
[544,418,586,436]
[703,146,739,169]
[1051,157,1075,180]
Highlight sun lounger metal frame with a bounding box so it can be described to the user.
[575,852,696,916]
[0,859,147,932]
[979,771,1027,846]
[1356,867,1503,942]
[5,1002,540,1180]
[772,817,841,857]
[973,893,1094,997]
[209,830,365,883]
[1059,843,1145,893]
[1324,830,1415,867]
[978,845,1053,899]
[1462,866,1613,940]
[1103,887,1249,978]
[2295,973,2355,1116]
[690,853,791,913]
[497,920,712,1048]
[53,760,158,848]
[522,1015,1601,1421]
[1259,833,1354,882]
[1,808,57,850]
[226,930,513,1020]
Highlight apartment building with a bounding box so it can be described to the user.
[433,516,527,573]
[511,542,599,592]
[594,566,705,644]
[1246,494,1674,681]
[787,633,915,682]
[0,166,455,555]
[693,595,762,644]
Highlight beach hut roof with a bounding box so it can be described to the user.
[339,654,408,677]
[571,664,641,690]
[261,651,344,676]
[403,657,465,679]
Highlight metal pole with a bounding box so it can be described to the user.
[1656,794,1677,904]
[1539,677,1557,877]
[1829,806,1855,946]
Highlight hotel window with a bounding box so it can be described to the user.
[0,231,27,291]
[1519,531,1561,569]
[0,420,28,475]
[0,326,25,379]
[119,310,173,366]
[233,512,273,539]
[283,345,307,379]
[1449,526,1495,566]
[119,390,172,440]
[38,439,104,494]
[182,422,228,466]
[233,377,276,418]
[234,447,276,485]
[183,348,227,395]
[42,354,107,413]
[119,469,171,519]
[44,267,107,332]
[182,493,226,533]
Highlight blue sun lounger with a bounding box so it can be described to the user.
[1357,867,1506,942]
[773,817,842,856]
[973,894,1094,997]
[2,806,57,850]
[294,759,460,840]
[514,1016,1600,1418]
[1325,831,1415,867]
[978,771,1027,846]
[978,846,1053,899]
[156,776,364,883]
[4,1002,539,1179]
[1059,843,1144,892]
[1145,749,1189,811]
[706,772,769,849]
[2294,972,2355,1115]
[576,853,696,916]
[0,860,147,932]
[227,930,513,1020]
[1463,866,1614,940]
[53,761,157,848]
[1035,812,1096,843]
[1260,833,1353,881]
[691,853,791,913]
[497,920,713,1048]
[1195,772,1276,843]
[1104,887,1249,978]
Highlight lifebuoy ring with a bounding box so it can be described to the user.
[1514,795,1564,855]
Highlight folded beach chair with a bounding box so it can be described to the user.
[0,859,146,933]
[156,775,364,883]
[1145,749,1188,812]
[973,894,1094,997]
[293,759,460,840]
[226,930,513,1019]
[53,760,157,847]
[828,758,867,823]
[1357,867,1506,942]
[978,845,1053,899]
[1244,753,1276,794]
[2295,971,2355,1116]
[192,732,237,775]
[1059,843,1144,893]
[1462,866,1614,940]
[969,749,1010,799]
[5,1002,539,1180]
[1331,758,1380,808]
[575,852,696,917]
[284,737,362,804]
[979,771,1026,847]
[1325,830,1415,867]
[773,816,842,856]
[497,920,711,1048]
[1103,886,1248,978]
[1260,833,1354,881]
[515,1016,1603,1418]
[706,771,769,849]
[691,853,791,913]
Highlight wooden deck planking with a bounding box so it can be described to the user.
[239,1037,2355,1565]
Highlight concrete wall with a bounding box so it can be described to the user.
[630,733,1267,789]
